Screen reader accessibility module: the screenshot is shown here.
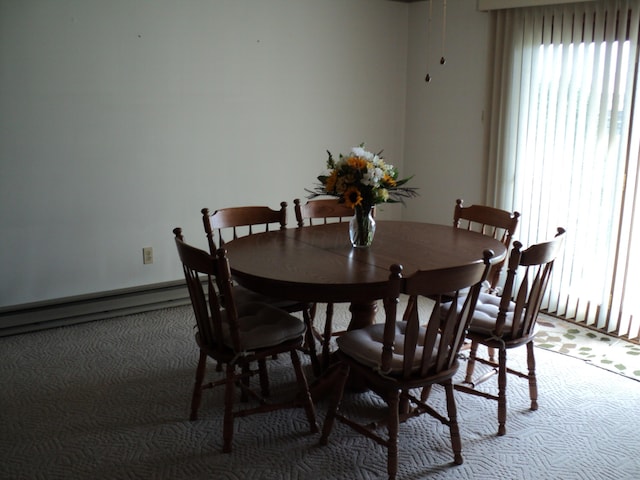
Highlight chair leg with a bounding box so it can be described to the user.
[497,347,507,436]
[420,385,433,403]
[240,363,250,402]
[320,362,350,445]
[290,349,318,433]
[309,302,318,322]
[464,341,479,384]
[190,350,208,421]
[488,346,496,362]
[526,341,538,411]
[399,388,411,414]
[386,390,400,480]
[302,307,321,377]
[223,363,236,453]
[444,381,463,465]
[258,358,270,397]
[322,303,334,371]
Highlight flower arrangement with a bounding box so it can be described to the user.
[307,144,418,247]
[307,143,418,210]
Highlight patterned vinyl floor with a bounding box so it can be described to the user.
[534,315,640,381]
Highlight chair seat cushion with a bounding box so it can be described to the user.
[466,292,515,337]
[336,322,437,374]
[221,303,306,351]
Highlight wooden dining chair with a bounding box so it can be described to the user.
[320,250,494,480]
[453,198,520,292]
[294,197,355,227]
[201,204,320,374]
[403,199,519,363]
[202,203,287,248]
[173,228,318,453]
[453,228,566,436]
[404,198,522,362]
[293,197,358,373]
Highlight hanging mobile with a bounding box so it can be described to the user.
[425,0,447,82]
[440,0,447,65]
[425,0,433,82]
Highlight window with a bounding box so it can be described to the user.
[488,0,640,340]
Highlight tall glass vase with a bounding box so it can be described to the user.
[349,204,376,248]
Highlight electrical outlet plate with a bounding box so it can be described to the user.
[142,247,153,264]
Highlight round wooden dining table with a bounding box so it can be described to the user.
[223,221,507,331]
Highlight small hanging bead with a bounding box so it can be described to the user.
[441,1,447,67]
[424,1,446,83]
[425,0,433,84]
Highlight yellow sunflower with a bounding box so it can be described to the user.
[343,186,363,208]
[346,156,369,171]
[382,173,397,187]
[325,171,338,193]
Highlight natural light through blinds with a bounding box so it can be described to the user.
[477,0,596,11]
[489,0,640,340]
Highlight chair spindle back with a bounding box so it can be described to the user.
[495,227,566,339]
[381,249,494,379]
[202,202,288,250]
[453,198,520,290]
[173,228,241,351]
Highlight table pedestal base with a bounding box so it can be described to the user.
[347,301,378,330]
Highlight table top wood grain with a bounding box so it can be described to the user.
[224,221,507,305]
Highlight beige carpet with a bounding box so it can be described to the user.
[1,302,639,479]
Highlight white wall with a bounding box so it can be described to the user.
[403,0,491,225]
[0,0,490,309]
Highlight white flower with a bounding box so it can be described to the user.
[351,146,374,161]
[351,146,365,157]
[365,166,384,186]
[363,166,385,187]
[362,168,373,186]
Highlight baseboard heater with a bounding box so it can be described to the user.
[0,280,191,337]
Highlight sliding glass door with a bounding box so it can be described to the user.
[488,0,640,341]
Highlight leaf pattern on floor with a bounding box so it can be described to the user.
[535,315,640,381]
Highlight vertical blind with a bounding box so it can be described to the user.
[488,0,640,340]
